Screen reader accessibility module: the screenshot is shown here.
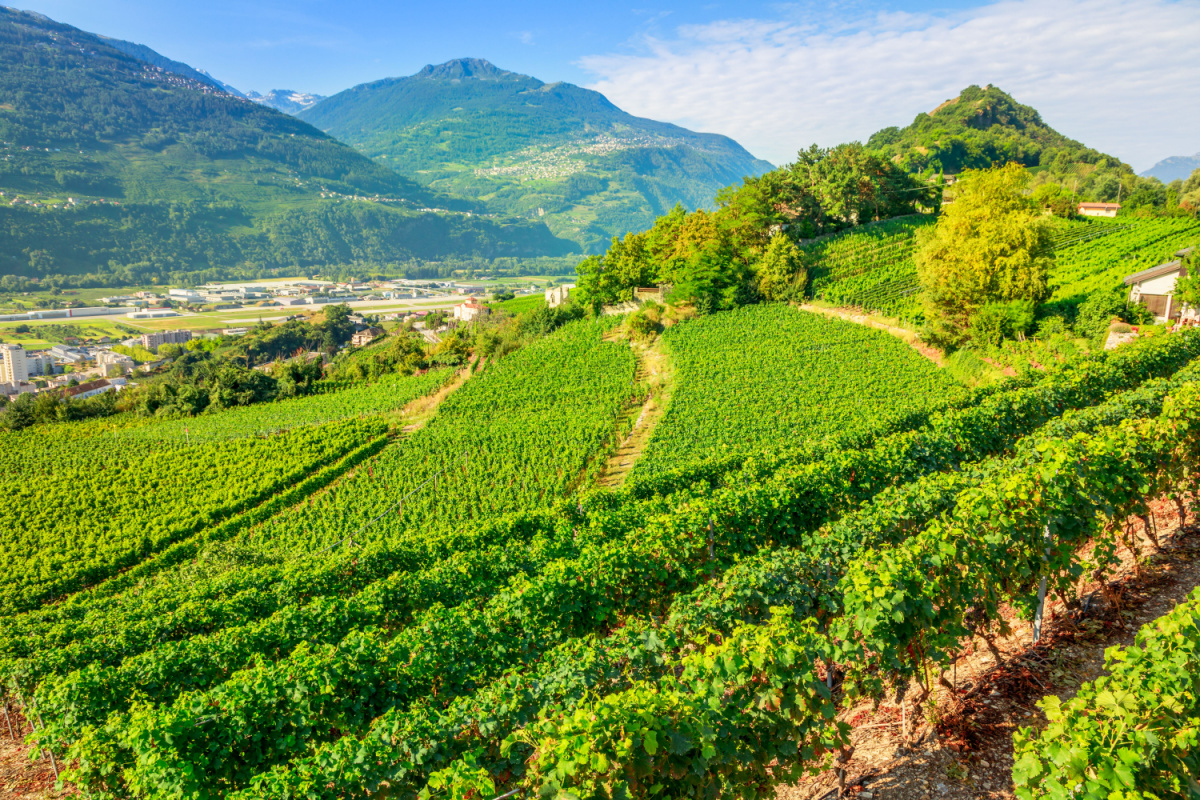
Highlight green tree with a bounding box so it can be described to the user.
[0,392,35,430]
[1169,249,1200,311]
[915,163,1053,346]
[754,232,807,302]
[1031,183,1075,217]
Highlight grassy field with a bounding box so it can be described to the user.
[489,294,546,314]
[0,285,164,314]
[0,318,143,347]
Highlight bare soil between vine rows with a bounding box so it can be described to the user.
[779,497,1200,800]
[0,709,71,799]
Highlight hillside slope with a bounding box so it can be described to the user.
[96,34,245,96]
[867,84,1136,201]
[300,58,774,252]
[0,12,574,285]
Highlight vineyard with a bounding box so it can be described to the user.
[0,416,389,616]
[1048,216,1200,302]
[111,369,454,442]
[806,214,1200,318]
[4,298,1200,798]
[236,316,639,557]
[0,309,1196,798]
[807,215,933,317]
[632,304,966,476]
[1013,586,1200,797]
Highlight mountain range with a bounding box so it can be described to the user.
[248,89,327,115]
[299,58,774,252]
[0,9,572,284]
[1142,153,1200,183]
[97,35,246,97]
[0,8,1176,289]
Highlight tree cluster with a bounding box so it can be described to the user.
[915,164,1054,347]
[574,143,933,312]
[0,386,116,430]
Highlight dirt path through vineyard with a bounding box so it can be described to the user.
[596,335,674,488]
[0,705,71,799]
[799,303,946,365]
[397,365,473,433]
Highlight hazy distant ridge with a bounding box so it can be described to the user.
[1142,153,1200,183]
[97,35,245,97]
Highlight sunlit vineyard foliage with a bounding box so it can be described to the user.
[632,304,965,476]
[1013,585,1200,797]
[4,324,1200,800]
[806,215,1200,318]
[807,214,933,316]
[0,417,387,615]
[112,370,453,442]
[1048,217,1200,301]
[238,316,638,556]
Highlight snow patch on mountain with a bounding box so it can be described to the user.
[247,90,327,115]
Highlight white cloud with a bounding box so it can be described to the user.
[579,0,1200,172]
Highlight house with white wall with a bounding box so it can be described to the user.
[1125,248,1196,322]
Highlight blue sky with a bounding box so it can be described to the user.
[16,0,1200,171]
[19,0,986,92]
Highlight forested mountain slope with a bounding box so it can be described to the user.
[0,11,574,286]
[867,84,1138,202]
[300,58,774,252]
[95,33,245,96]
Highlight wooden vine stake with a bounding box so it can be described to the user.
[2,698,14,739]
[35,711,59,780]
[14,688,59,781]
[1033,522,1052,644]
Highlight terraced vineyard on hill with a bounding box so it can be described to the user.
[807,215,1200,319]
[1048,217,1200,302]
[0,415,389,615]
[807,215,934,317]
[108,370,455,442]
